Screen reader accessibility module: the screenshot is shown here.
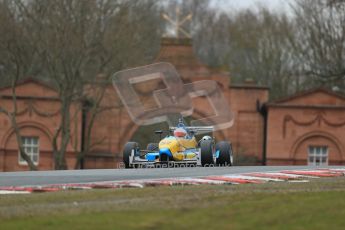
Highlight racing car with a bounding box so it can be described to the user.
[123,119,233,168]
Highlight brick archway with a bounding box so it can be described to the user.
[1,121,53,149]
[1,121,55,171]
[119,122,140,151]
[290,131,344,164]
[192,109,227,141]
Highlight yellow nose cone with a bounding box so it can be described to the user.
[158,136,198,161]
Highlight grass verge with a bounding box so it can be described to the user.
[1,177,345,230]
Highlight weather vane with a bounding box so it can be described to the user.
[162,6,192,38]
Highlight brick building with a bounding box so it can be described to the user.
[266,88,345,165]
[0,38,344,171]
[0,80,81,171]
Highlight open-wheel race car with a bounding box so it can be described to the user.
[123,119,233,168]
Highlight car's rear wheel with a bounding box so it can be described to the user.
[200,139,214,166]
[215,141,232,166]
[147,143,158,151]
[123,142,139,168]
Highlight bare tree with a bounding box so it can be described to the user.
[193,1,345,98]
[194,7,297,99]
[290,0,345,92]
[8,0,161,169]
[74,77,122,169]
[0,0,37,170]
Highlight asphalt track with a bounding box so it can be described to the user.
[0,165,342,187]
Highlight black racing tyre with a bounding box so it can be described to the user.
[215,141,232,166]
[158,153,172,168]
[123,142,139,168]
[200,139,214,166]
[147,143,158,151]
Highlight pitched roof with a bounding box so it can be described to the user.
[0,77,57,92]
[0,77,59,99]
[267,87,345,108]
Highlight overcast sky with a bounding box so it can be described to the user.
[212,0,295,15]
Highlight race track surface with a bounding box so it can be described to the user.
[0,165,341,187]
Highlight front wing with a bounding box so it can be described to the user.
[128,149,202,167]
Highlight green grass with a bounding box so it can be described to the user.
[1,177,345,230]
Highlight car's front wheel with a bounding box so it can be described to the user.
[215,141,232,166]
[123,142,139,168]
[200,139,214,166]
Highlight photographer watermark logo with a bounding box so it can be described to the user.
[112,62,233,130]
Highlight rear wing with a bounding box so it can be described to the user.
[169,126,214,134]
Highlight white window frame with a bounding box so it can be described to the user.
[308,146,328,166]
[18,136,39,165]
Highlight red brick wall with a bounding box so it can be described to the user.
[227,86,268,162]
[0,81,81,171]
[266,90,345,165]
